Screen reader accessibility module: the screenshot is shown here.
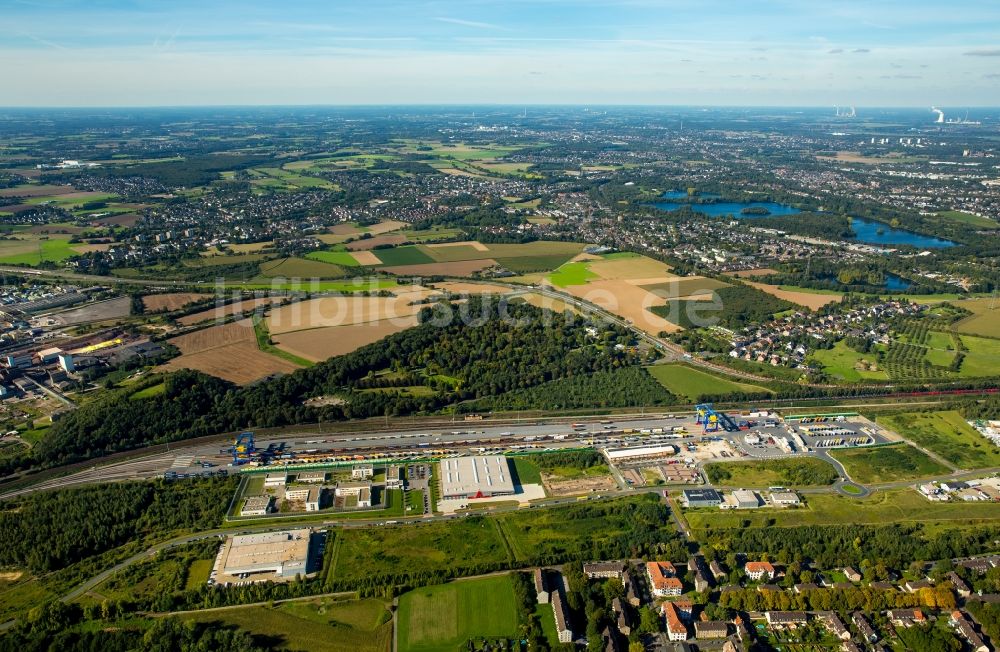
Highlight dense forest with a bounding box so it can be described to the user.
[463,366,676,412]
[0,478,233,572]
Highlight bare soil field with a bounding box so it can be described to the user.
[160,319,300,384]
[345,235,407,251]
[267,289,438,334]
[431,282,513,295]
[0,184,77,198]
[744,281,842,310]
[559,279,681,335]
[349,251,382,265]
[43,296,132,325]
[143,293,211,312]
[90,213,140,227]
[329,223,364,235]
[273,316,419,361]
[426,240,489,252]
[379,259,498,276]
[178,297,286,326]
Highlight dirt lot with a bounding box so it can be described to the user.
[160,319,300,384]
[543,474,617,497]
[379,259,498,276]
[559,279,681,335]
[178,297,286,326]
[42,296,132,325]
[744,281,842,310]
[143,293,210,312]
[273,316,419,361]
[266,288,438,334]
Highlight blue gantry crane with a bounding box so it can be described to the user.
[231,431,256,465]
[695,403,740,433]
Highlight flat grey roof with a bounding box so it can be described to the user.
[439,455,515,497]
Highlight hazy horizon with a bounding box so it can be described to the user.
[3,0,1000,107]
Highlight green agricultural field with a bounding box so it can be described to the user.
[0,235,78,265]
[809,340,888,382]
[953,298,1000,338]
[684,488,1000,531]
[306,248,362,267]
[956,334,1000,377]
[936,210,999,228]
[830,444,950,484]
[501,254,582,274]
[645,364,770,401]
[257,257,348,278]
[548,261,597,288]
[703,458,840,488]
[372,245,435,266]
[880,411,1000,469]
[397,575,519,652]
[182,599,391,652]
[397,226,464,242]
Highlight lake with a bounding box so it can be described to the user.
[653,193,957,248]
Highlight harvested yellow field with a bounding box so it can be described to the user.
[729,268,779,278]
[267,288,438,334]
[349,251,382,265]
[426,240,489,252]
[366,219,408,234]
[745,281,842,310]
[273,317,419,361]
[160,319,300,384]
[570,252,602,262]
[559,279,680,335]
[432,282,513,295]
[587,256,675,280]
[379,259,498,276]
[177,297,286,326]
[143,293,210,312]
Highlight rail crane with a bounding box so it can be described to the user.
[695,403,739,433]
[231,431,256,465]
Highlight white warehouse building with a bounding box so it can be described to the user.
[439,455,516,500]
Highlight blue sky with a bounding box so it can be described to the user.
[2,0,999,106]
